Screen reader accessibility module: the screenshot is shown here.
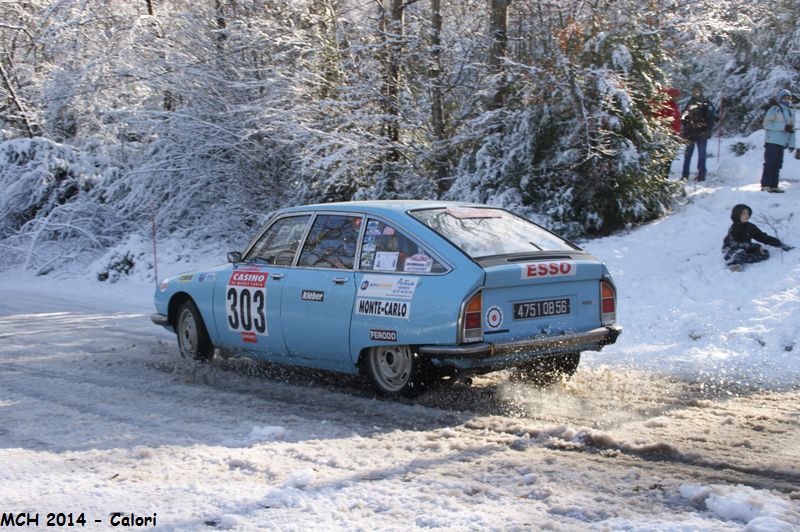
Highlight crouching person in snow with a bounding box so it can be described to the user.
[723,204,793,272]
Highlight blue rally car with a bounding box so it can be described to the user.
[151,201,621,396]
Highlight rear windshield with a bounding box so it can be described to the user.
[409,207,576,258]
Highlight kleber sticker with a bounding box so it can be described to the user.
[301,289,324,302]
[356,298,410,319]
[486,305,503,329]
[382,226,396,236]
[520,261,576,279]
[369,329,397,342]
[227,271,268,337]
[358,275,418,300]
[403,254,433,273]
[366,221,382,236]
[178,274,193,282]
[374,251,399,271]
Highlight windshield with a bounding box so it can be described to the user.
[410,207,576,258]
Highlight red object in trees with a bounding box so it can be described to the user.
[656,87,682,135]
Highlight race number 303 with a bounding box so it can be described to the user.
[227,271,268,337]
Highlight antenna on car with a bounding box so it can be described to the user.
[151,206,159,288]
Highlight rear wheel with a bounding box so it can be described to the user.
[176,300,214,362]
[514,352,580,385]
[365,345,429,397]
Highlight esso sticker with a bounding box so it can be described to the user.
[520,261,576,279]
[486,305,503,329]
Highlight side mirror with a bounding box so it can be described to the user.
[227,251,242,263]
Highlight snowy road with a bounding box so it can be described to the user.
[1,283,798,530]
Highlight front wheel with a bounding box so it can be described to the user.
[176,300,214,362]
[514,352,580,385]
[364,345,429,397]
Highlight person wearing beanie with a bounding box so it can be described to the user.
[723,204,793,271]
[681,82,716,181]
[761,89,796,193]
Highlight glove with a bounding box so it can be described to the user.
[780,244,794,252]
[785,124,795,133]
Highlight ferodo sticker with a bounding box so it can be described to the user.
[356,298,410,319]
[520,261,576,279]
[227,271,268,341]
[358,275,418,300]
[369,329,397,342]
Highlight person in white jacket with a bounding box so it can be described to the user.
[761,89,796,193]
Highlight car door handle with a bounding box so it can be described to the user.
[333,277,348,285]
[271,273,284,280]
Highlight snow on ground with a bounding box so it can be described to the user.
[1,132,799,530]
[583,130,800,389]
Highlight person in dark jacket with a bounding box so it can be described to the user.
[723,204,793,271]
[681,83,715,181]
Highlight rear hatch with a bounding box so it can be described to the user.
[478,253,605,342]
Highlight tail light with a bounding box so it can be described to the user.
[601,280,616,325]
[461,291,483,343]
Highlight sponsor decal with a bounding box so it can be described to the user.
[369,329,397,342]
[158,279,169,293]
[520,261,576,279]
[357,275,418,300]
[374,251,399,271]
[382,226,396,236]
[403,254,433,273]
[362,242,376,252]
[301,289,325,302]
[178,274,193,282]
[198,271,217,283]
[361,252,374,268]
[227,270,268,337]
[356,298,410,319]
[366,220,382,236]
[229,271,268,288]
[486,305,503,329]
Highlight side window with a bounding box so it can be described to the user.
[245,215,310,265]
[298,214,362,270]
[360,219,447,273]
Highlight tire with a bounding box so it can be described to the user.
[175,300,214,362]
[364,345,429,398]
[514,352,580,385]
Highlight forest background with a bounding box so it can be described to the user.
[1,0,798,276]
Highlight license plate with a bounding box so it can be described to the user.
[513,298,570,320]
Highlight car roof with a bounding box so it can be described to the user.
[277,200,484,216]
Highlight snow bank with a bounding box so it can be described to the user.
[680,484,799,529]
[584,131,800,389]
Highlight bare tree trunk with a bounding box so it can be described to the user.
[489,0,510,109]
[214,0,228,53]
[145,0,154,16]
[0,59,35,138]
[430,0,449,195]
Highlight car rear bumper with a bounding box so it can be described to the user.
[418,325,622,360]
[150,313,170,326]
